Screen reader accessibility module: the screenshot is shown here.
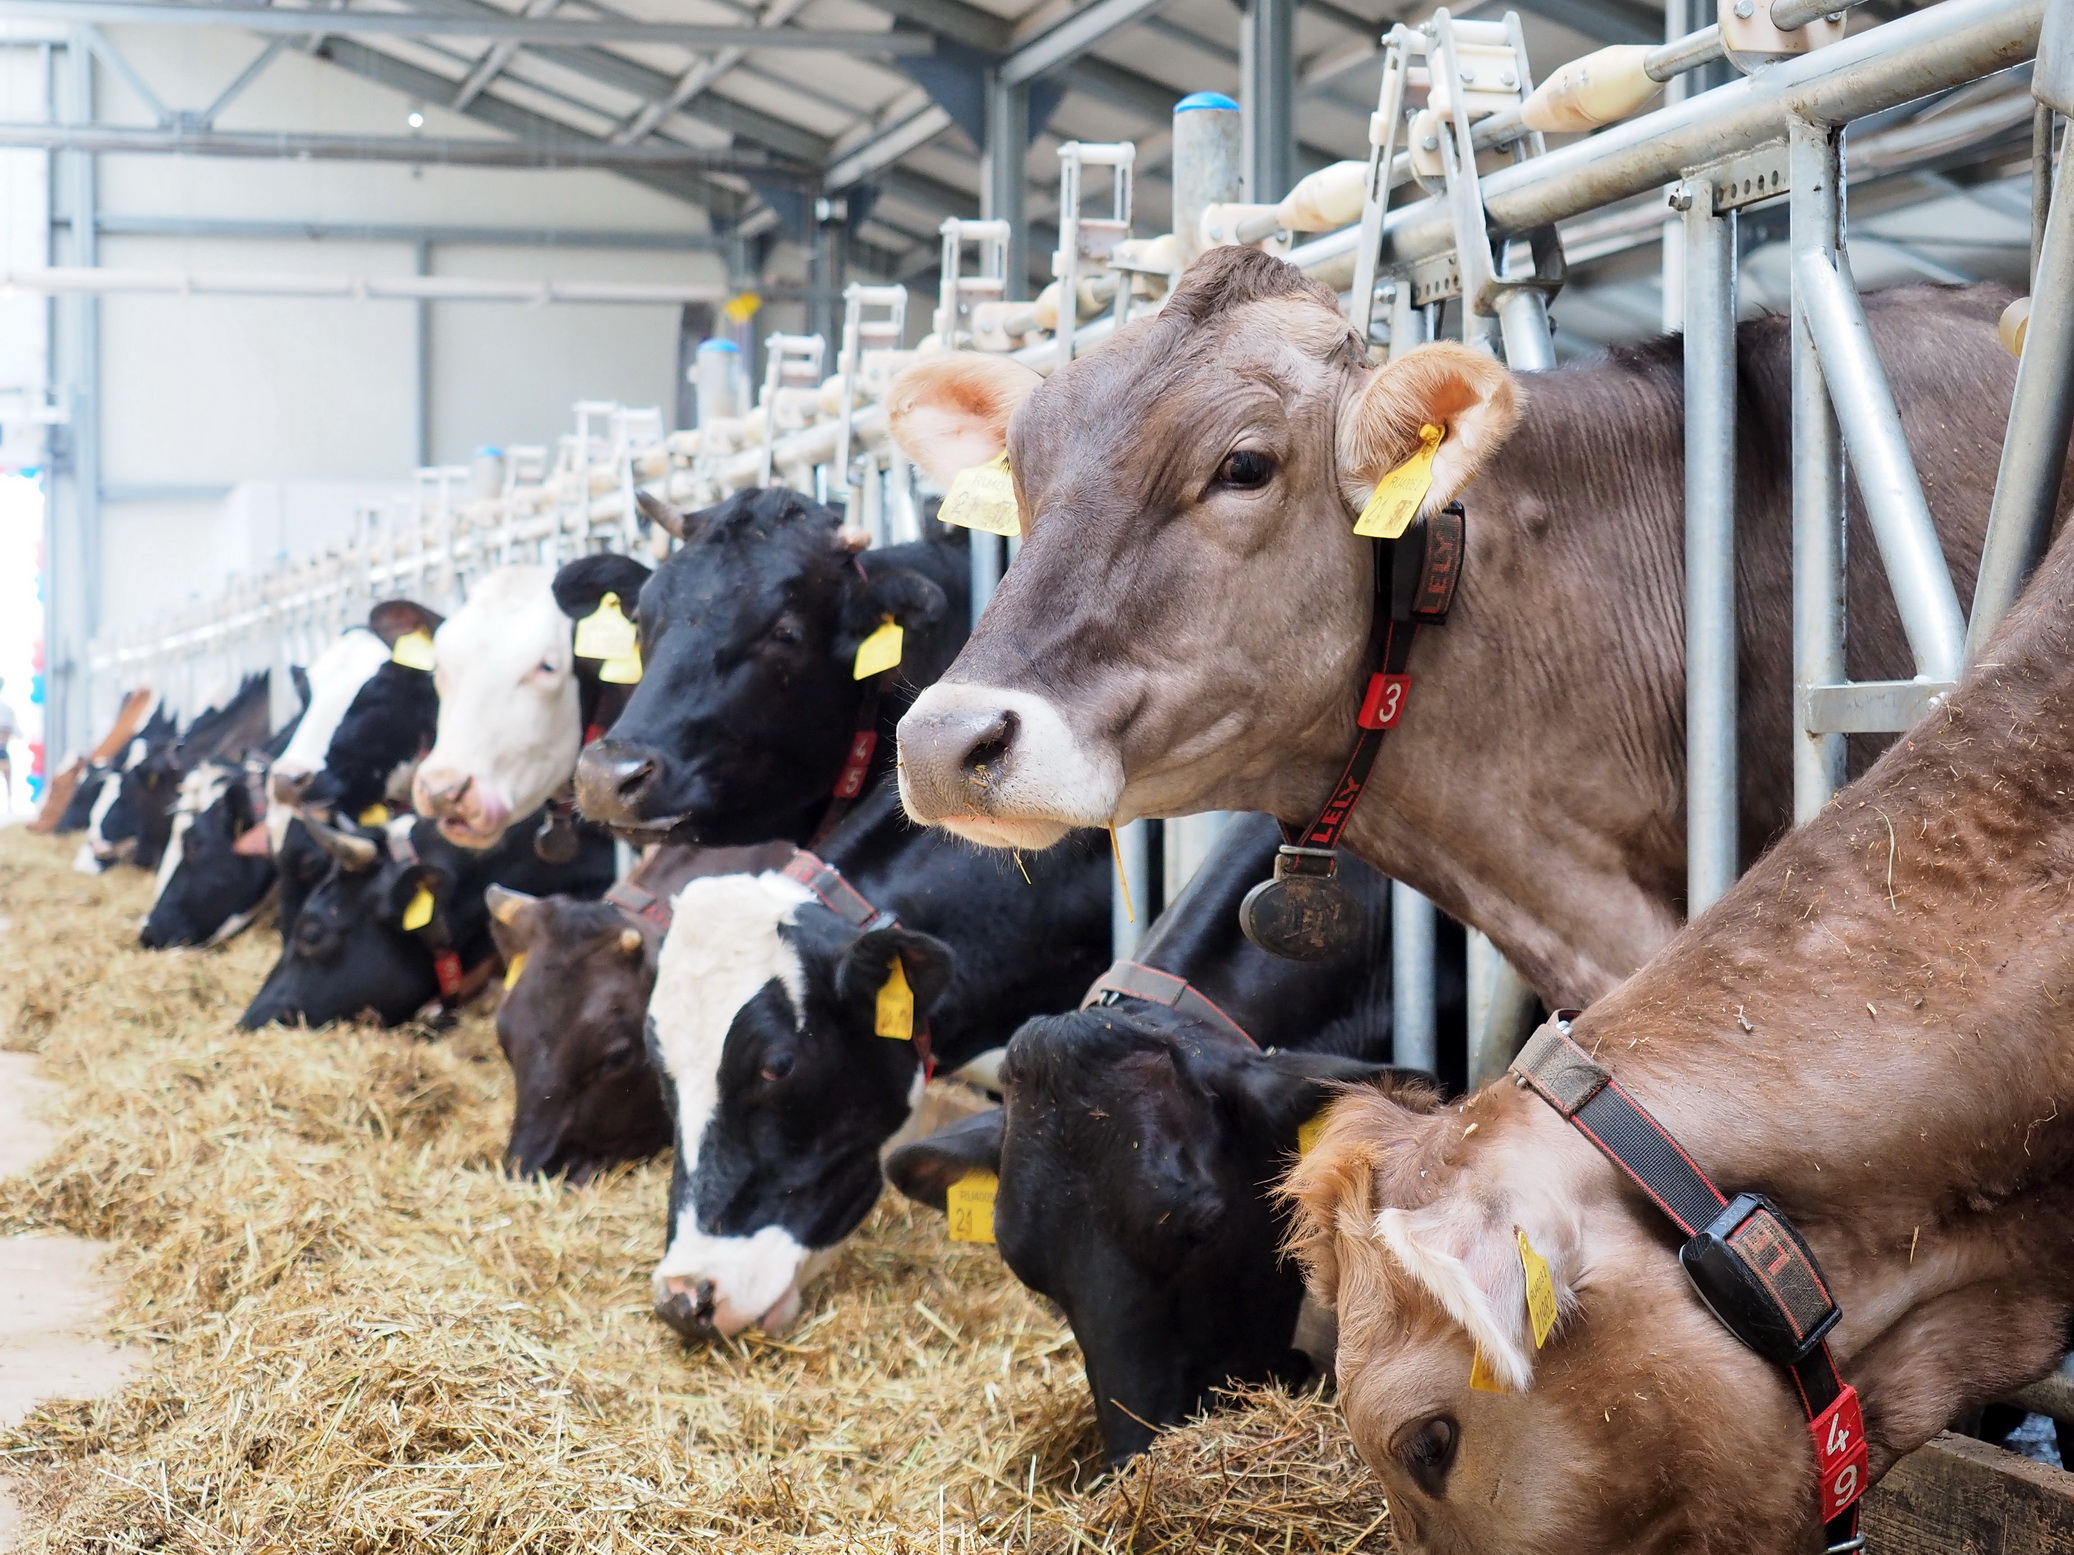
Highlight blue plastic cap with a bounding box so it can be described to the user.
[1175,91,1240,112]
[698,338,741,353]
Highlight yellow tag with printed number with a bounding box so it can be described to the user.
[1297,1110,1329,1157]
[599,643,643,686]
[1469,1344,1510,1393]
[875,956,914,1040]
[853,617,904,680]
[947,1169,998,1244]
[503,951,528,991]
[1354,423,1445,540]
[357,803,390,827]
[401,884,436,932]
[574,592,638,661]
[391,629,437,671]
[1518,1229,1558,1349]
[938,452,1021,538]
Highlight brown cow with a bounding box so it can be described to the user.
[1280,522,2074,1554]
[888,248,2039,1007]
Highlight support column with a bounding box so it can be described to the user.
[982,71,1029,302]
[47,32,99,760]
[1789,116,1846,822]
[1682,176,1738,910]
[1240,0,1293,203]
[1660,0,1698,329]
[1390,883,1437,1074]
[413,239,432,468]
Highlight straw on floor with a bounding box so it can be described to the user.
[0,828,1390,1553]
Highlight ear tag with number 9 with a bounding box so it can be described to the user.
[1354,423,1445,540]
[391,629,437,671]
[853,616,904,680]
[875,956,914,1040]
[937,452,1021,538]
[946,1169,998,1244]
[401,884,436,931]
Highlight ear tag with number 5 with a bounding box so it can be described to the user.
[1354,423,1445,540]
[401,884,436,932]
[875,956,914,1040]
[946,1169,998,1244]
[391,629,437,671]
[938,452,1021,538]
[575,592,638,660]
[853,616,904,680]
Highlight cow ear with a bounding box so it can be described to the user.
[1280,1083,1451,1312]
[887,353,1043,489]
[1225,1052,1435,1148]
[553,553,654,623]
[837,925,955,1028]
[485,885,540,961]
[838,568,948,661]
[884,1108,1003,1214]
[1337,341,1520,521]
[368,599,445,647]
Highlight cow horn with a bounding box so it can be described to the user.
[486,884,537,926]
[835,524,872,554]
[305,816,379,872]
[636,489,687,540]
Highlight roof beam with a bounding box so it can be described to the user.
[0,0,933,52]
[96,212,723,247]
[999,0,1181,86]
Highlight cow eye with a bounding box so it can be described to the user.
[1398,1416,1458,1496]
[1215,448,1275,489]
[598,1044,639,1073]
[770,620,804,647]
[759,1053,796,1084]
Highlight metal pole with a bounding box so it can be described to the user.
[1465,932,1538,1090]
[1661,0,1695,331]
[1969,129,2074,660]
[49,32,98,761]
[982,71,1030,302]
[1391,882,1438,1074]
[1683,175,1739,910]
[1495,288,1555,370]
[1790,115,1847,821]
[413,239,432,468]
[1112,818,1153,958]
[1171,90,1242,270]
[1240,0,1293,202]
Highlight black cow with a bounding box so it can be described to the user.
[644,782,1108,1341]
[299,601,443,822]
[886,815,1469,1463]
[239,808,614,1029]
[572,487,968,846]
[139,759,277,948]
[70,707,176,867]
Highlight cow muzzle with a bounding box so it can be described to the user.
[896,683,1124,849]
[414,766,510,847]
[574,739,681,830]
[650,1273,804,1342]
[271,767,316,808]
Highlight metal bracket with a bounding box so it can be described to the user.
[1803,678,1956,734]
[1694,142,1792,213]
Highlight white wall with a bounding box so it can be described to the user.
[0,42,51,475]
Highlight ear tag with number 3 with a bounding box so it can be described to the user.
[401,884,436,932]
[1518,1229,1558,1349]
[1354,423,1445,540]
[503,951,528,991]
[853,616,904,680]
[391,629,437,671]
[946,1169,998,1244]
[938,452,1021,538]
[875,956,914,1041]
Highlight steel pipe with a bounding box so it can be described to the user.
[1969,122,2074,661]
[1466,933,1538,1090]
[1683,178,1739,911]
[0,264,731,305]
[1391,882,1439,1074]
[1793,249,1966,683]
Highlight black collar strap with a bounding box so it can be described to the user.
[810,671,892,848]
[779,848,935,1078]
[1511,1016,1868,1551]
[1083,960,1256,1050]
[607,876,673,931]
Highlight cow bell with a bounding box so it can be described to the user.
[534,809,580,864]
[1239,846,1361,960]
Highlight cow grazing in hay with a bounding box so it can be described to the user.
[1282,524,2074,1554]
[888,248,2050,1009]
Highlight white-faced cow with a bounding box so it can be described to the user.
[888,813,1465,1461]
[646,784,1108,1341]
[1284,507,2074,1554]
[574,487,968,847]
[412,557,651,850]
[890,252,2049,1010]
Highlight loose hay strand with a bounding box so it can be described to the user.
[0,829,1389,1554]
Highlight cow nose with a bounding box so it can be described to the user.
[575,740,668,826]
[898,705,1020,814]
[271,769,314,807]
[652,1275,720,1341]
[414,768,471,816]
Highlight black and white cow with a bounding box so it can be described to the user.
[413,557,650,850]
[885,815,1468,1463]
[646,783,1108,1340]
[270,600,443,826]
[573,488,968,846]
[139,758,278,948]
[72,706,176,872]
[239,807,615,1030]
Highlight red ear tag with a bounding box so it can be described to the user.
[434,949,464,1000]
[1357,673,1411,730]
[1810,1385,1869,1521]
[832,731,878,799]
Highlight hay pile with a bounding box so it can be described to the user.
[0,827,1390,1553]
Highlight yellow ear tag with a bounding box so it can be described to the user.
[391,629,437,671]
[502,951,528,991]
[1297,1111,1328,1156]
[1469,1344,1510,1393]
[599,642,643,686]
[1518,1229,1558,1349]
[401,884,436,932]
[357,803,390,827]
[946,1169,998,1244]
[937,452,1021,538]
[1353,423,1445,540]
[853,617,904,680]
[574,592,638,661]
[875,956,914,1040]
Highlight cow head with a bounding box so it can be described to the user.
[413,562,648,848]
[646,870,953,1340]
[573,487,947,845]
[487,886,671,1183]
[140,762,274,948]
[1283,1083,1811,1555]
[270,617,411,814]
[890,247,1516,848]
[887,1011,1406,1462]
